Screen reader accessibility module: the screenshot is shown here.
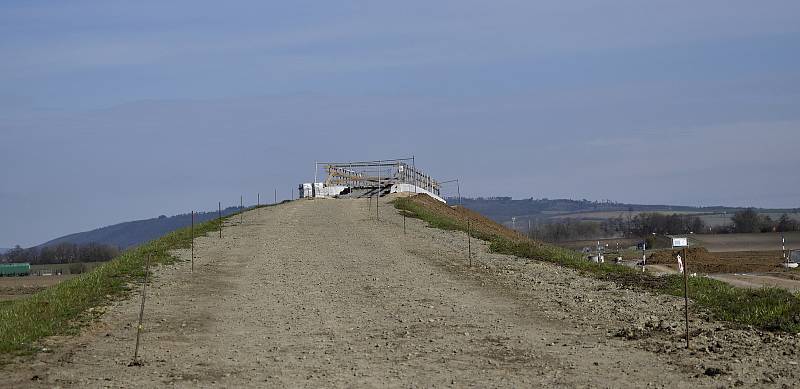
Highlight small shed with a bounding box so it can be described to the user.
[0,263,31,276]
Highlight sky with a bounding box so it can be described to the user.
[1,1,799,247]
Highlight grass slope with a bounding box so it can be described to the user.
[395,195,800,332]
[0,206,259,360]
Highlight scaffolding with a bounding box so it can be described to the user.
[315,158,441,196]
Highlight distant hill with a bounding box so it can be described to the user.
[446,197,800,228]
[36,207,245,250]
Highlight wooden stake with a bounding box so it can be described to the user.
[377,169,381,221]
[191,211,194,272]
[467,219,472,268]
[131,254,151,365]
[683,246,690,349]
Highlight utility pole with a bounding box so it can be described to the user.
[457,179,461,205]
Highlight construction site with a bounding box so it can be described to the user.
[298,158,446,203]
[4,190,800,387]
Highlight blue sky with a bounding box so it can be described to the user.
[1,1,799,247]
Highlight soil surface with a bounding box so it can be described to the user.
[4,199,800,387]
[693,232,800,253]
[0,275,74,301]
[648,247,800,275]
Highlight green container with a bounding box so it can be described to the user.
[0,263,31,276]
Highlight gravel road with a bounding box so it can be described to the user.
[6,198,799,387]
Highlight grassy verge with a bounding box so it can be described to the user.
[0,205,262,359]
[394,195,800,332]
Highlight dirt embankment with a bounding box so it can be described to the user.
[410,193,528,242]
[1,198,798,387]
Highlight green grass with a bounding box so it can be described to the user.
[0,205,259,359]
[394,196,800,332]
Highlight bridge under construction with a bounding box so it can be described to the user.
[300,158,445,202]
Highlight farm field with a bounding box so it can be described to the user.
[0,275,75,301]
[548,210,703,220]
[546,211,800,229]
[30,261,105,275]
[647,248,796,274]
[554,237,639,251]
[691,232,800,252]
[0,262,104,302]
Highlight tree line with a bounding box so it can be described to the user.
[0,242,119,265]
[527,213,708,242]
[527,209,799,243]
[627,213,707,235]
[528,218,619,242]
[726,209,799,233]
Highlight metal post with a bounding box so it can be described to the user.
[191,211,194,272]
[782,232,787,265]
[274,188,277,204]
[132,254,151,365]
[240,195,243,225]
[597,240,601,263]
[642,238,647,267]
[412,156,416,194]
[683,246,690,349]
[457,179,461,205]
[218,202,222,239]
[313,162,318,200]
